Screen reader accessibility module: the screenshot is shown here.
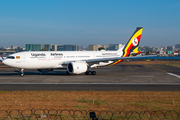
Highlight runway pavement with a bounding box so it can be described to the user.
[0,84,180,91]
[0,63,180,91]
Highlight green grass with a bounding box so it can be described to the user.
[77,97,108,106]
[73,105,89,109]
[77,97,92,104]
[165,63,180,67]
[0,91,12,94]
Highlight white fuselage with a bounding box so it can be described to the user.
[2,50,123,69]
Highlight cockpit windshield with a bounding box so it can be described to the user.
[6,56,15,59]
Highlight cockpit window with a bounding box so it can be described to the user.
[7,56,15,59]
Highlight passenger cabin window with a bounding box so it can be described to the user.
[7,56,15,59]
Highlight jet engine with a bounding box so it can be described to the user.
[67,62,88,74]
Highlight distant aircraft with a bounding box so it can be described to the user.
[2,27,152,76]
[172,50,178,55]
[130,51,141,56]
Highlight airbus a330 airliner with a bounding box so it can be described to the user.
[2,27,147,76]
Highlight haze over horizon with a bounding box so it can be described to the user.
[0,0,180,48]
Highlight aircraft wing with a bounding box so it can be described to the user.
[63,55,157,65]
[86,55,157,63]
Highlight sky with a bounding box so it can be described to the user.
[0,0,180,48]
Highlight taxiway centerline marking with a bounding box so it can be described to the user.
[148,65,180,79]
[148,65,168,73]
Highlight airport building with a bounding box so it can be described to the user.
[175,44,180,50]
[0,50,16,56]
[26,44,54,51]
[106,44,123,51]
[17,47,25,52]
[26,44,42,51]
[57,45,79,51]
[79,46,86,51]
[139,46,156,52]
[88,45,98,51]
[26,44,79,51]
[11,46,18,50]
[167,46,173,51]
[88,45,105,51]
[43,44,52,51]
[52,45,57,51]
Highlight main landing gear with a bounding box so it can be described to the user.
[85,71,96,75]
[20,69,24,77]
[85,67,96,75]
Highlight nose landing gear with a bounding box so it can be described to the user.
[20,69,24,77]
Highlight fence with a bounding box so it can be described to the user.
[0,109,180,120]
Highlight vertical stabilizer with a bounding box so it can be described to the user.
[108,27,143,66]
[122,27,143,57]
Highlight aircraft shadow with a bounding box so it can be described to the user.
[0,71,73,76]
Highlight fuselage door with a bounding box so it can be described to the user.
[21,55,26,62]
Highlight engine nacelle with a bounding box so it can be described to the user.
[67,62,88,74]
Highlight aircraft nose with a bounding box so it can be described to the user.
[2,60,8,66]
[2,60,6,64]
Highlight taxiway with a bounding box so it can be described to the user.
[0,63,180,91]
